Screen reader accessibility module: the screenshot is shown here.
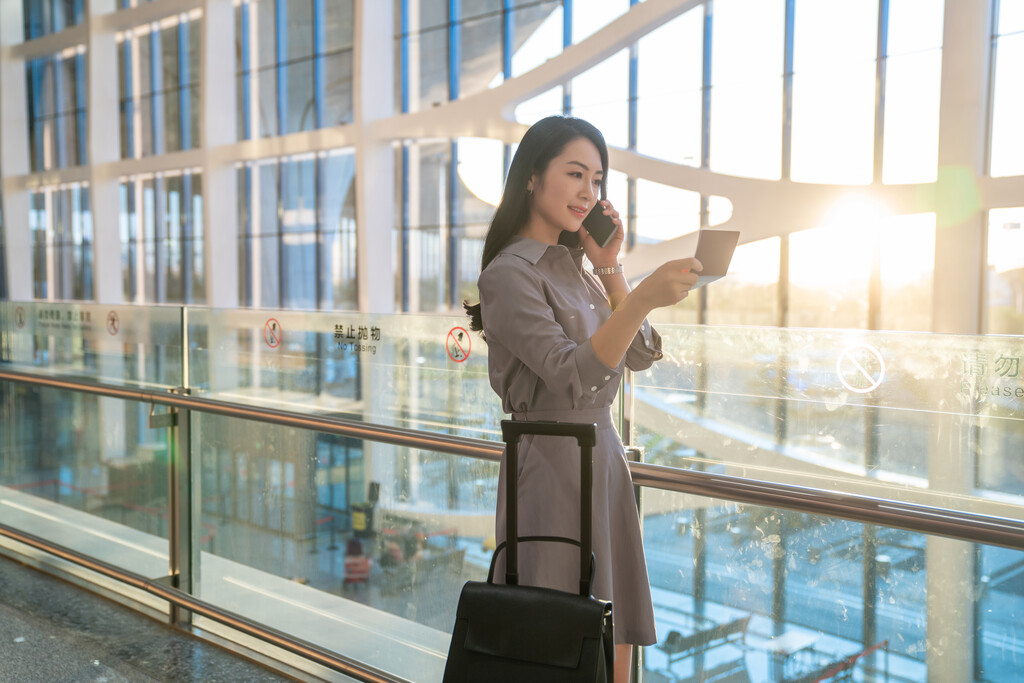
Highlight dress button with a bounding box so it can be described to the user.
[589,303,596,310]
[604,375,611,381]
[590,386,597,392]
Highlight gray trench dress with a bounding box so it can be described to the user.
[478,235,662,646]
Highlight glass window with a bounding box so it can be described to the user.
[320,151,358,310]
[404,141,451,312]
[882,51,942,184]
[61,112,80,167]
[887,0,944,57]
[709,236,781,326]
[257,66,280,137]
[255,161,281,236]
[637,8,702,167]
[282,157,317,234]
[571,49,629,149]
[256,0,278,69]
[454,138,500,308]
[236,2,251,138]
[282,231,318,309]
[120,181,137,301]
[288,0,316,62]
[30,192,47,299]
[788,224,871,328]
[408,24,449,111]
[285,59,317,133]
[986,208,1024,335]
[571,0,629,44]
[417,0,449,30]
[325,0,355,52]
[606,168,628,226]
[511,2,562,78]
[119,18,200,157]
[238,0,355,132]
[58,54,77,115]
[22,0,85,40]
[162,24,181,88]
[238,151,358,310]
[990,33,1024,177]
[188,19,201,85]
[139,94,155,157]
[791,0,878,184]
[455,137,504,213]
[29,184,93,301]
[514,86,563,124]
[460,8,503,97]
[323,50,354,126]
[118,173,204,304]
[238,166,252,305]
[27,53,86,172]
[119,40,133,158]
[0,211,6,301]
[881,0,943,185]
[999,1,1024,35]
[879,213,935,332]
[634,179,700,245]
[256,233,282,307]
[711,0,784,180]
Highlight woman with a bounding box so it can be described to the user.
[465,115,701,682]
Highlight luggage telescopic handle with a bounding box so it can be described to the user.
[500,419,597,597]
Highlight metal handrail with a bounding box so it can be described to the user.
[629,462,1024,551]
[0,523,409,683]
[0,369,500,461]
[4,365,1024,682]
[3,368,1024,553]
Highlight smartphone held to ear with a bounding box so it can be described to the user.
[583,205,618,248]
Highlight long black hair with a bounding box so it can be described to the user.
[464,115,609,334]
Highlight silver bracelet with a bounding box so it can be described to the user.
[592,264,623,276]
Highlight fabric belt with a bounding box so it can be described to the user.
[511,407,613,428]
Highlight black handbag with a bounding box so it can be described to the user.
[442,420,614,682]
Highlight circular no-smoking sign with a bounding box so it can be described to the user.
[836,343,885,394]
[264,318,282,348]
[447,327,471,363]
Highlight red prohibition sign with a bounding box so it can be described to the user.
[447,327,471,363]
[264,318,282,349]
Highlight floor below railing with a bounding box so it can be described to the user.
[0,553,293,683]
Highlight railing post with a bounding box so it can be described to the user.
[624,445,644,682]
[164,387,195,627]
[167,305,198,627]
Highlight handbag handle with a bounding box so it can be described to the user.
[500,419,597,597]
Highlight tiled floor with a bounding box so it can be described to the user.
[0,553,294,683]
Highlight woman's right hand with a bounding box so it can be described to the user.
[633,258,703,311]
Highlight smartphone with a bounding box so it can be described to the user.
[583,205,618,248]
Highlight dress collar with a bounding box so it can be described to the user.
[501,235,586,270]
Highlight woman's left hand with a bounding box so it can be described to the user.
[580,200,624,268]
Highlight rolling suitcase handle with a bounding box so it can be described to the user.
[500,419,597,597]
[442,419,613,681]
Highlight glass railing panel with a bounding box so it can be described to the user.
[640,489,1020,682]
[631,325,1024,516]
[0,382,170,579]
[0,301,184,388]
[193,409,498,682]
[188,309,502,440]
